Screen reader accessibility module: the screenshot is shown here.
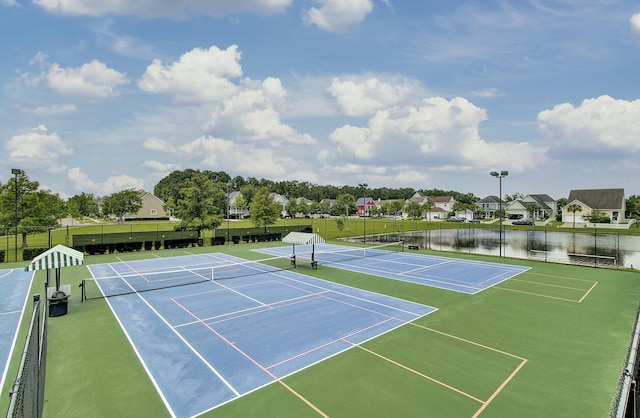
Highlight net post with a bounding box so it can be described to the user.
[79,279,85,302]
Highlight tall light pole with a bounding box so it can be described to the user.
[359,183,368,244]
[226,182,232,245]
[490,171,508,257]
[11,169,21,262]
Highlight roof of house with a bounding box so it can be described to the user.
[523,194,555,210]
[567,189,625,210]
[431,196,454,203]
[477,195,502,204]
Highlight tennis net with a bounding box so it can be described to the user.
[294,241,404,265]
[81,255,293,300]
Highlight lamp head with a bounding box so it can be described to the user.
[500,171,509,177]
[490,171,498,177]
[11,168,21,175]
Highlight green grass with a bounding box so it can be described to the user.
[2,242,639,417]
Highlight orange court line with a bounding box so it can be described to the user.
[409,324,528,417]
[472,358,528,418]
[578,281,598,303]
[410,323,526,361]
[493,286,581,303]
[356,345,484,404]
[509,278,592,292]
[524,271,596,282]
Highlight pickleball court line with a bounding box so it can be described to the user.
[103,264,241,399]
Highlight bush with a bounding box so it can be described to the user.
[0,250,4,263]
[23,248,48,260]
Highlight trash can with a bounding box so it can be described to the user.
[49,290,68,317]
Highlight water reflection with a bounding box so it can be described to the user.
[392,227,640,268]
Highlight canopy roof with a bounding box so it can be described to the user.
[282,232,325,245]
[25,244,84,271]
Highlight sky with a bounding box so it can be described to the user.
[1,0,639,201]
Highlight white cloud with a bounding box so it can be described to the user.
[33,0,291,18]
[631,14,640,45]
[139,45,242,103]
[2,0,19,6]
[23,103,77,116]
[67,167,100,192]
[538,95,640,153]
[328,96,547,172]
[45,59,129,99]
[142,137,177,153]
[328,76,421,117]
[143,160,179,172]
[470,88,505,98]
[67,168,145,195]
[6,125,73,172]
[206,77,316,145]
[303,0,373,32]
[101,175,145,195]
[180,135,287,177]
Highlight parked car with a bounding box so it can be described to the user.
[447,217,466,222]
[512,219,534,225]
[468,219,481,223]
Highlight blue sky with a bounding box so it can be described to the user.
[1,0,639,200]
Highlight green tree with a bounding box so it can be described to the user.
[102,189,144,222]
[565,203,582,229]
[297,200,310,217]
[172,172,225,234]
[583,209,610,224]
[67,192,99,218]
[422,201,435,221]
[335,194,357,217]
[627,195,640,219]
[0,172,65,248]
[250,187,281,232]
[525,203,540,221]
[285,198,299,218]
[404,201,423,220]
[389,199,405,218]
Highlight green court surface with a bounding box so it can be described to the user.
[2,242,639,417]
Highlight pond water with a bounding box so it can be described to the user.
[381,227,640,269]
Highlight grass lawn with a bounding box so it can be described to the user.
[2,241,639,417]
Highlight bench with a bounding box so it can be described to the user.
[290,255,318,270]
[408,244,419,250]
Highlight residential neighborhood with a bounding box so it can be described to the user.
[125,185,633,228]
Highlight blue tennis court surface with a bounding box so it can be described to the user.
[257,243,530,294]
[87,253,435,417]
[0,269,34,394]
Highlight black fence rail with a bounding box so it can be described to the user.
[609,298,640,417]
[7,295,47,418]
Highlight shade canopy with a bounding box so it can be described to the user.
[24,244,84,272]
[282,232,325,245]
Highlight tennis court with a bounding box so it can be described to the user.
[85,253,436,417]
[257,243,530,294]
[0,269,34,395]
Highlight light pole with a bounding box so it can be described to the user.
[11,169,21,262]
[490,171,508,257]
[226,182,232,245]
[359,183,368,244]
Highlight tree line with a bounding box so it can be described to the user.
[2,169,640,248]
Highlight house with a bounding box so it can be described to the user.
[228,191,249,218]
[269,193,289,217]
[407,192,431,205]
[477,195,503,218]
[126,191,168,219]
[356,196,376,216]
[504,194,557,221]
[563,189,626,224]
[431,196,456,214]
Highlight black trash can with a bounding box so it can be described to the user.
[49,290,68,317]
